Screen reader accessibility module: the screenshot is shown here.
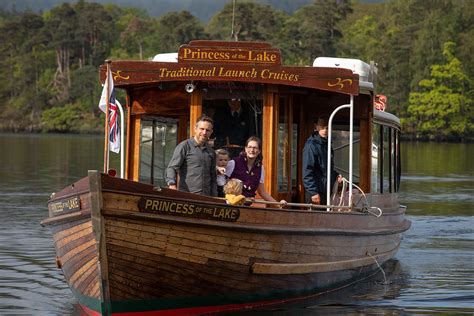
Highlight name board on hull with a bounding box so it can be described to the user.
[138,197,240,222]
[49,196,81,214]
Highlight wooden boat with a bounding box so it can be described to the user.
[41,40,411,315]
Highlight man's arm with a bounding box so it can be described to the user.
[302,144,319,195]
[165,141,186,188]
[210,151,217,196]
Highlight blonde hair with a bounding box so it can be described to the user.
[215,148,230,158]
[224,178,243,195]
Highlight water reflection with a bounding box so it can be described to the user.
[400,142,474,216]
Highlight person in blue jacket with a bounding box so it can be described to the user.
[302,118,341,205]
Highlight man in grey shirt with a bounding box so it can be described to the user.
[166,115,217,196]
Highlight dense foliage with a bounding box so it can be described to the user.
[0,0,472,140]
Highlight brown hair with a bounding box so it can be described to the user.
[244,136,263,163]
[314,117,328,131]
[245,136,262,149]
[224,178,243,195]
[195,114,214,128]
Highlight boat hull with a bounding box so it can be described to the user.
[42,172,410,315]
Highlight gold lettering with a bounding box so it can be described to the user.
[213,208,224,219]
[183,48,192,59]
[188,204,195,214]
[170,202,177,212]
[139,198,238,221]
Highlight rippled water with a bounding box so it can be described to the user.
[0,134,473,315]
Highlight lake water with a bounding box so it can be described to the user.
[0,134,472,315]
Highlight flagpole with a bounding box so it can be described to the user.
[103,60,111,173]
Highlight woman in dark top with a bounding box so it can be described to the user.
[225,136,285,205]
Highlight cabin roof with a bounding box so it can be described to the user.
[374,110,401,129]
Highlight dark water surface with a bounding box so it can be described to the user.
[0,134,472,315]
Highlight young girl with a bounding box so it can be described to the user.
[224,178,246,206]
[215,148,230,197]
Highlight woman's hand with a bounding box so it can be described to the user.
[278,200,287,208]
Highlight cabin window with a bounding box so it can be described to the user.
[396,130,401,192]
[383,126,391,193]
[391,128,397,192]
[139,117,178,186]
[277,96,290,191]
[291,123,298,188]
[371,124,382,193]
[333,127,361,185]
[372,123,401,193]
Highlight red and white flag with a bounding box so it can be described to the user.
[374,94,387,111]
[99,69,120,153]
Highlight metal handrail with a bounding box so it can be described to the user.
[327,95,354,210]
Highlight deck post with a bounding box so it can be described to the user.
[103,61,111,173]
[89,171,111,315]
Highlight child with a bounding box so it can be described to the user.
[224,178,246,206]
[215,148,230,197]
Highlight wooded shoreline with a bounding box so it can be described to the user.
[0,0,472,140]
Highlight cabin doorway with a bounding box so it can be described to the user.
[138,117,178,186]
[201,82,263,159]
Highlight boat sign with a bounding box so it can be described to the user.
[48,196,81,214]
[138,197,240,222]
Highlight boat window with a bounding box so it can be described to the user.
[278,96,290,191]
[371,123,382,193]
[396,130,401,192]
[202,82,262,159]
[391,128,397,192]
[383,126,391,193]
[291,123,298,188]
[139,117,178,186]
[333,127,361,185]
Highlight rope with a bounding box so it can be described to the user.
[367,252,387,285]
[333,177,383,217]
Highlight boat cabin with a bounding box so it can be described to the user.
[101,40,401,204]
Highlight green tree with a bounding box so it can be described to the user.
[409,0,458,91]
[302,0,351,60]
[405,42,473,140]
[120,15,152,60]
[74,0,115,67]
[0,11,53,128]
[337,15,380,62]
[207,1,282,42]
[43,3,78,102]
[153,11,208,52]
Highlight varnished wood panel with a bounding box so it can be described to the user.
[189,89,202,139]
[262,91,278,198]
[131,87,189,116]
[101,61,360,95]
